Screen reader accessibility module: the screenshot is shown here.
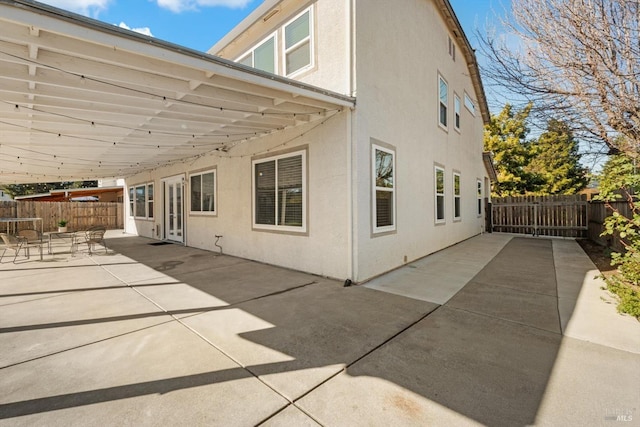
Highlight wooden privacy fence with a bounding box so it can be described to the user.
[588,200,633,252]
[491,195,589,238]
[1,201,123,232]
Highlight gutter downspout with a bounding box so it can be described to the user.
[347,0,358,283]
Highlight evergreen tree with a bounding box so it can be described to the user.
[526,119,588,194]
[483,103,539,196]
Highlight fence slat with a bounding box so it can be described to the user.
[1,201,123,232]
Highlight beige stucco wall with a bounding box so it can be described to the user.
[125,110,351,280]
[351,0,489,281]
[212,0,351,96]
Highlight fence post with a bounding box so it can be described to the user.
[533,202,538,236]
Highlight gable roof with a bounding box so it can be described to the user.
[0,0,354,185]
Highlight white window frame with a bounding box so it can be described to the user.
[189,169,217,216]
[129,182,153,219]
[438,75,448,129]
[283,6,314,77]
[252,149,307,233]
[236,32,277,74]
[453,172,461,221]
[435,166,445,224]
[147,183,154,219]
[454,93,461,131]
[372,143,397,234]
[477,179,483,217]
[464,92,476,116]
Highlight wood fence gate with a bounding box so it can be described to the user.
[491,195,589,238]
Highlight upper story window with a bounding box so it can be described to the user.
[435,166,445,223]
[237,34,276,74]
[439,75,448,129]
[253,149,307,232]
[284,7,313,76]
[464,92,476,116]
[372,143,396,234]
[190,169,216,215]
[453,172,461,220]
[454,94,461,131]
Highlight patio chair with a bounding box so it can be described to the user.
[0,232,43,262]
[17,229,42,243]
[79,225,107,255]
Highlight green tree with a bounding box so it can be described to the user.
[484,103,539,196]
[526,119,588,195]
[1,181,98,198]
[596,153,640,318]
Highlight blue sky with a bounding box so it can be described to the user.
[38,0,500,53]
[38,0,507,109]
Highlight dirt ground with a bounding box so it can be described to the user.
[577,238,617,278]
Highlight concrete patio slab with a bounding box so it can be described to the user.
[0,286,170,368]
[364,233,513,303]
[447,280,561,333]
[1,231,637,426]
[0,321,289,426]
[534,336,640,426]
[0,265,124,306]
[261,405,320,426]
[182,281,437,401]
[297,307,562,427]
[554,239,640,354]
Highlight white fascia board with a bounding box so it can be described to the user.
[1,0,355,108]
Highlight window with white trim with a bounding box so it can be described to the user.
[454,94,461,130]
[464,92,476,116]
[372,144,396,233]
[190,170,216,215]
[129,183,153,218]
[128,187,134,217]
[284,7,313,76]
[435,166,445,223]
[439,75,448,128]
[147,184,154,219]
[477,179,483,216]
[253,150,306,232]
[237,34,276,74]
[453,172,461,220]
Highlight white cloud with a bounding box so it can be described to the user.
[157,0,253,13]
[38,0,111,17]
[118,22,154,37]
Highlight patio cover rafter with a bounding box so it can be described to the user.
[0,0,355,184]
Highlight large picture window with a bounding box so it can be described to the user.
[190,170,216,215]
[372,144,396,234]
[284,7,313,76]
[435,167,445,223]
[453,172,461,220]
[439,75,448,128]
[129,182,154,219]
[253,150,306,232]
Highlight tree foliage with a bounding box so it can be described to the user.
[0,181,98,198]
[481,0,640,160]
[484,103,539,196]
[484,104,587,196]
[596,153,640,318]
[526,119,589,195]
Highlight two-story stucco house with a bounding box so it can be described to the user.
[121,0,493,283]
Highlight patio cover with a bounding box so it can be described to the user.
[0,0,355,185]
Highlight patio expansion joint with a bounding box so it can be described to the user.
[0,317,177,371]
[444,305,562,336]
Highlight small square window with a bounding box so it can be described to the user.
[190,170,216,214]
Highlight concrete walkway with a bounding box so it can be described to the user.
[0,232,638,426]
